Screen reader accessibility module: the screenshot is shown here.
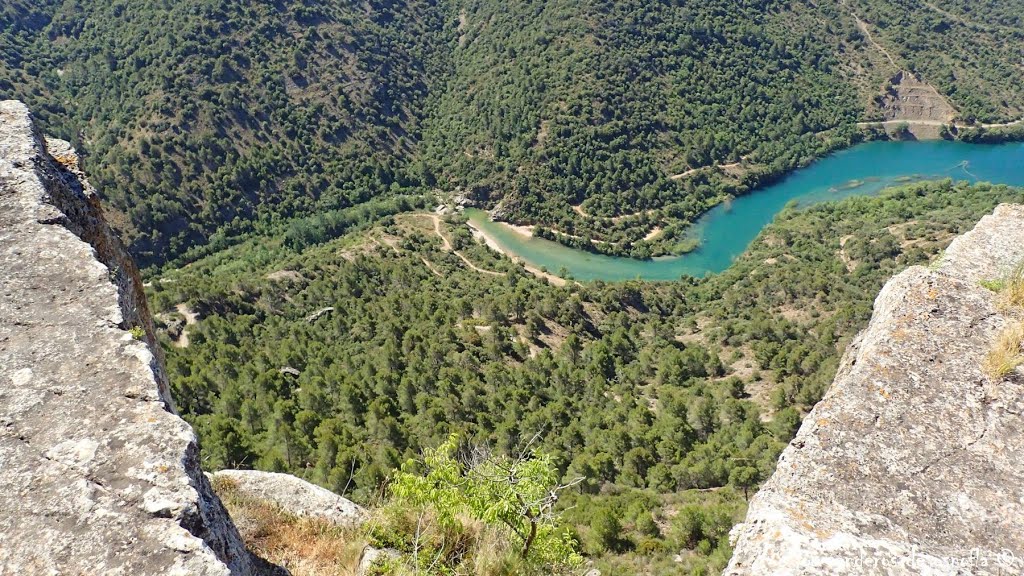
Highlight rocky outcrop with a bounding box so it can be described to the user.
[211,470,397,576]
[0,101,281,574]
[213,470,366,527]
[725,204,1024,575]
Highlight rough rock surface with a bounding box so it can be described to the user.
[213,470,366,527]
[725,204,1024,575]
[0,101,281,575]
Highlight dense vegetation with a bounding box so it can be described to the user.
[856,0,1024,123]
[7,1,1024,572]
[151,180,1024,573]
[1,0,449,265]
[4,0,1024,263]
[419,0,867,229]
[371,434,583,575]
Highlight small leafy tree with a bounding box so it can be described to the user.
[382,434,584,574]
[728,466,760,501]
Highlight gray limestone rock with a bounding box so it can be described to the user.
[213,470,366,527]
[357,546,400,575]
[0,101,283,575]
[725,204,1024,575]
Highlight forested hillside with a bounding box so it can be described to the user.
[855,0,1024,123]
[150,181,1024,573]
[419,0,873,256]
[1,0,450,265]
[3,0,1024,265]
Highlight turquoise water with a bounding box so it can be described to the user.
[467,140,1024,281]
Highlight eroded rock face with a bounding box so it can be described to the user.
[878,70,958,123]
[0,101,282,575]
[725,205,1024,575]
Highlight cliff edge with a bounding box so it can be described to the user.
[725,204,1024,575]
[0,101,280,574]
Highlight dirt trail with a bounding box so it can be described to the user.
[432,215,452,251]
[574,203,658,224]
[421,257,443,277]
[921,1,1008,32]
[669,159,744,181]
[856,117,1024,130]
[174,303,199,348]
[669,167,701,181]
[455,251,504,276]
[852,12,897,68]
[977,118,1024,129]
[425,214,505,277]
[838,235,857,273]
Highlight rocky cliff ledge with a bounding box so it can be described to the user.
[0,101,281,574]
[726,204,1024,575]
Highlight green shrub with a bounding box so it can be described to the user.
[375,435,583,575]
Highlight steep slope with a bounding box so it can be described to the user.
[848,0,1024,124]
[421,0,867,239]
[0,100,279,574]
[725,204,1024,574]
[1,0,449,266]
[4,0,1024,266]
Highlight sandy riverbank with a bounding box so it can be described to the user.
[465,219,567,287]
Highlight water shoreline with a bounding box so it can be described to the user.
[465,218,567,286]
[463,140,1024,282]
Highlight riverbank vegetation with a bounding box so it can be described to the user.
[150,180,1023,573]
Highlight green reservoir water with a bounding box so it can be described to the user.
[467,140,1024,281]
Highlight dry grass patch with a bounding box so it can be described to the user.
[364,508,530,576]
[982,322,1024,380]
[213,476,367,576]
[983,260,1024,310]
[1003,260,1024,309]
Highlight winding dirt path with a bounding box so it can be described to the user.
[851,12,897,68]
[669,159,745,181]
[432,215,452,251]
[425,214,505,276]
[174,303,199,348]
[455,251,504,276]
[838,235,857,273]
[421,257,443,277]
[573,203,659,225]
[920,1,1012,32]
